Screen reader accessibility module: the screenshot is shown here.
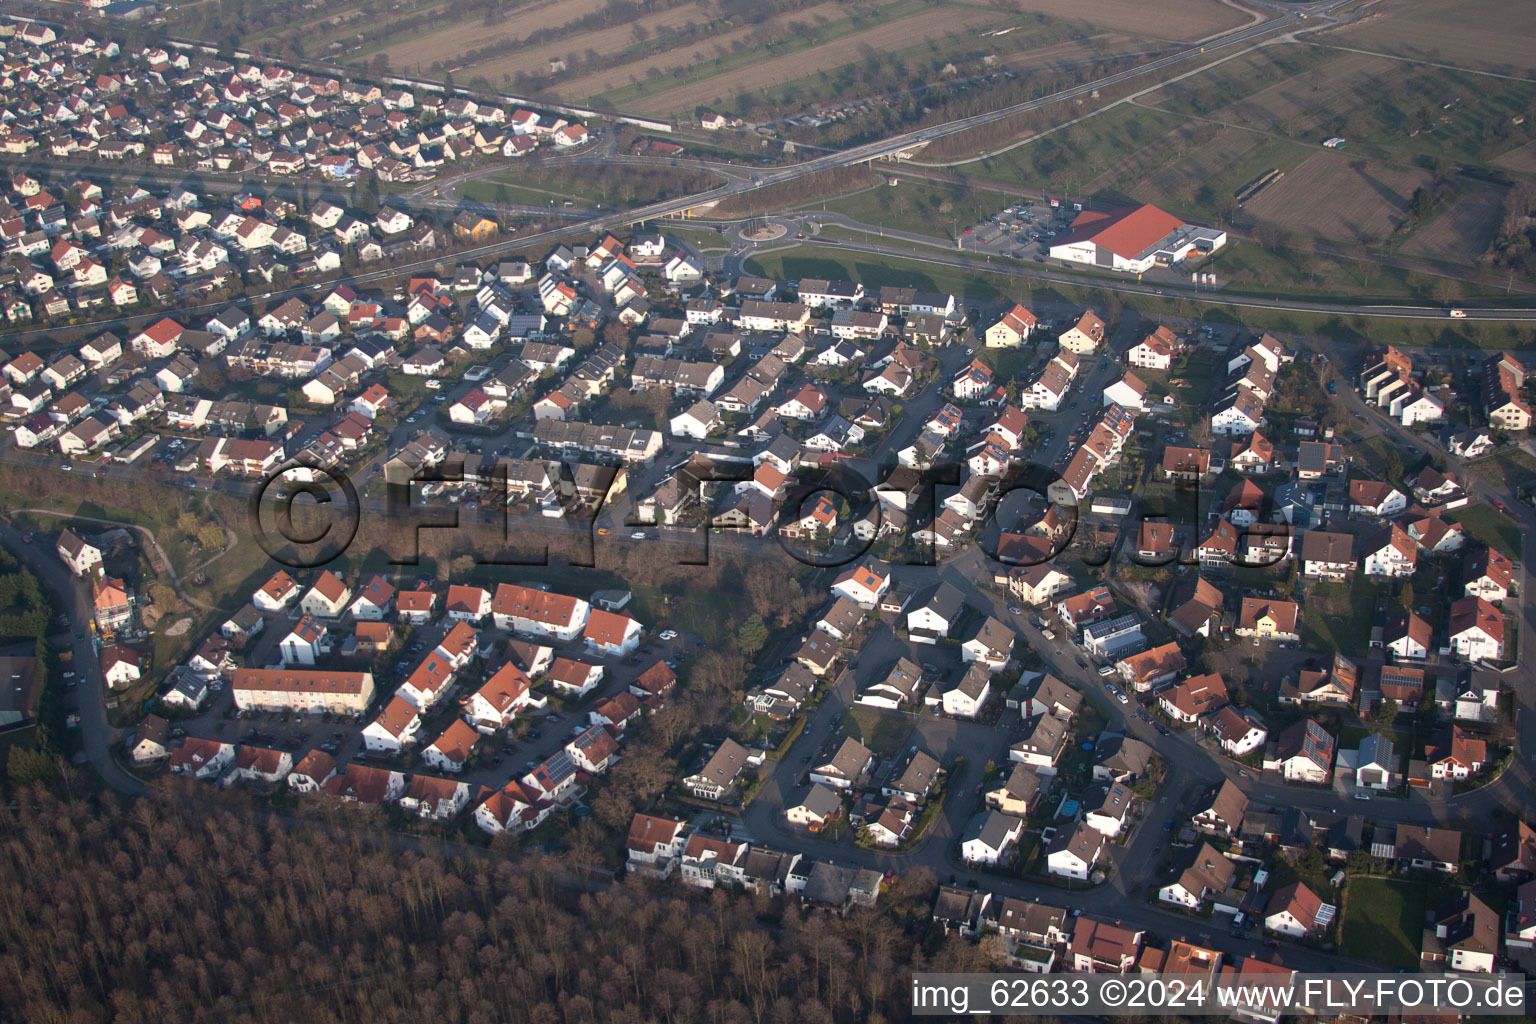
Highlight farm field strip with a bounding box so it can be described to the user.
[1495,141,1536,176]
[292,0,450,51]
[375,0,679,77]
[1241,151,1431,245]
[619,5,1014,116]
[553,0,881,103]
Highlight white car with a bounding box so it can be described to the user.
[1116,691,1129,704]
[630,531,647,540]
[423,379,442,390]
[659,629,678,641]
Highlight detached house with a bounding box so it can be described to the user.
[1449,597,1503,662]
[810,737,873,790]
[684,738,751,800]
[1264,882,1323,939]
[1235,597,1299,643]
[300,571,351,618]
[1046,824,1106,882]
[1421,893,1500,973]
[961,810,1024,865]
[1269,718,1335,783]
[1159,843,1236,910]
[985,303,1037,347]
[57,528,103,577]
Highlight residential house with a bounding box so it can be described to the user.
[961,810,1024,865]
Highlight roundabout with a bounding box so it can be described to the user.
[741,222,788,242]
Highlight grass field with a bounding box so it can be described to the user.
[1187,225,1489,303]
[457,177,597,207]
[745,246,1020,303]
[1300,579,1378,657]
[1448,504,1522,557]
[1146,42,1536,170]
[1339,876,1429,970]
[666,227,733,252]
[976,103,1193,201]
[847,707,912,759]
[821,179,1015,239]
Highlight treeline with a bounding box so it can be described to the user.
[0,549,50,643]
[1484,182,1536,277]
[0,785,1002,1023]
[0,546,61,789]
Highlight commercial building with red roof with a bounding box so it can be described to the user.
[1049,203,1226,273]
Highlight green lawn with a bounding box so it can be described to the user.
[458,178,595,208]
[666,227,733,252]
[846,707,912,759]
[821,179,1014,241]
[1194,236,1486,304]
[745,246,1022,304]
[1300,579,1378,657]
[977,104,1192,201]
[1339,876,1444,970]
[1449,503,1522,557]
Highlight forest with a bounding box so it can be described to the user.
[0,784,1004,1024]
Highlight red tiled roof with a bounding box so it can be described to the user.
[1057,204,1184,260]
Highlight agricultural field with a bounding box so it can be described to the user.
[989,0,1253,40]
[1326,0,1536,75]
[378,0,711,82]
[1145,43,1536,170]
[1399,183,1507,264]
[556,1,900,106]
[1496,141,1536,175]
[619,4,1014,116]
[1241,152,1432,245]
